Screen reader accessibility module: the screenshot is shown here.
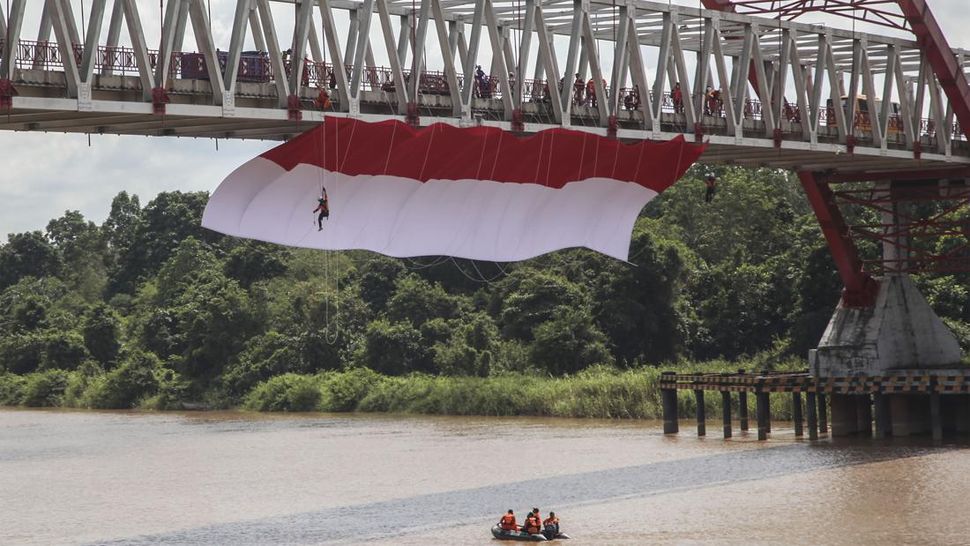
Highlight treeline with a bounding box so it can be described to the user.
[1,166,968,413]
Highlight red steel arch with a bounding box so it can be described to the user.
[702,0,970,307]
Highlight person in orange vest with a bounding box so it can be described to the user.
[542,511,560,540]
[498,509,518,531]
[523,508,542,534]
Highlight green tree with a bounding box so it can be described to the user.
[529,306,613,375]
[492,269,586,340]
[358,319,431,375]
[82,304,122,366]
[47,211,108,300]
[432,312,498,376]
[111,191,216,293]
[0,232,61,289]
[223,241,290,288]
[590,218,692,364]
[358,256,406,312]
[222,331,301,398]
[385,275,463,326]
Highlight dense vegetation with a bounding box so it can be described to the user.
[1,166,968,415]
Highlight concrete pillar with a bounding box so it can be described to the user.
[890,394,931,437]
[953,394,970,434]
[694,390,706,437]
[806,392,819,440]
[818,393,829,434]
[792,392,804,437]
[738,391,749,431]
[761,372,771,433]
[662,387,678,434]
[756,392,769,441]
[856,394,873,437]
[830,394,859,437]
[737,370,749,431]
[721,391,732,438]
[931,391,943,442]
[874,392,892,439]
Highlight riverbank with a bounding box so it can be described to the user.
[0,358,806,420]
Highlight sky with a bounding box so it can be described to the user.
[1,0,969,236]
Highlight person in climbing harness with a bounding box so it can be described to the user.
[704,173,718,203]
[314,188,330,231]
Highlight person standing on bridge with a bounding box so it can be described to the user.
[573,73,585,106]
[673,82,684,114]
[314,188,330,231]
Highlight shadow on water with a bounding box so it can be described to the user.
[99,441,956,545]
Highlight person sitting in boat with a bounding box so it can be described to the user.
[523,508,542,535]
[498,509,518,532]
[542,511,560,540]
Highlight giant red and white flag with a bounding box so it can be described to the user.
[202,117,705,261]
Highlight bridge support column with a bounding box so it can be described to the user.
[874,392,891,439]
[737,369,748,431]
[829,394,858,437]
[818,394,828,434]
[756,392,769,441]
[890,394,930,437]
[931,390,943,442]
[856,394,873,437]
[806,392,819,440]
[738,390,749,432]
[694,390,706,437]
[661,377,678,434]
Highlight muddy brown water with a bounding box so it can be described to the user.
[1,408,968,545]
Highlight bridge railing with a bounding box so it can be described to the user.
[1,37,964,142]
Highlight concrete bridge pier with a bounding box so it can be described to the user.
[830,394,860,437]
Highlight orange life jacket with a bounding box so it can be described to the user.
[525,515,541,533]
[543,516,559,526]
[499,514,517,530]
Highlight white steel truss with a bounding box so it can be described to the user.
[1,0,969,173]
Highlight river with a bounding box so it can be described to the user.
[1,409,968,545]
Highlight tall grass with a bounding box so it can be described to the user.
[1,357,807,420]
[242,358,806,420]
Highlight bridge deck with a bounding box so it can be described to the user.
[5,70,969,173]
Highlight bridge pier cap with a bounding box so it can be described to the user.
[810,274,962,377]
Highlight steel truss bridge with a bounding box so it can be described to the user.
[3,0,970,305]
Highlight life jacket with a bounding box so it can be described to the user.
[525,515,541,534]
[499,514,517,531]
[543,516,558,527]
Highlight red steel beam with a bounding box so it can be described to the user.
[896,0,970,142]
[798,171,878,307]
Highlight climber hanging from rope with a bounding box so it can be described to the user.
[314,187,330,231]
